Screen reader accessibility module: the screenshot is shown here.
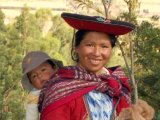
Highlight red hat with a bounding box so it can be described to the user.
[61,12,135,35]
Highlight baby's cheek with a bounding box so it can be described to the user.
[46,71,54,78]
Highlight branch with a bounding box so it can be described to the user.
[101,0,108,18]
[117,40,131,79]
[74,0,104,15]
[129,33,138,103]
[3,84,15,102]
[101,0,112,18]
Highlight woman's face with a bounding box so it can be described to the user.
[76,31,112,74]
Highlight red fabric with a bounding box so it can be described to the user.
[61,13,135,35]
[41,96,87,120]
[39,66,131,119]
[41,94,130,120]
[113,96,131,115]
[40,86,96,120]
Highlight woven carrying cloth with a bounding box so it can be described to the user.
[38,66,131,115]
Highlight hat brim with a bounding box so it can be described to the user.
[21,74,34,91]
[21,59,63,91]
[61,13,135,35]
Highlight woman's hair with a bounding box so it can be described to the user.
[71,30,117,62]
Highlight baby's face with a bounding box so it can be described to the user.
[28,61,55,89]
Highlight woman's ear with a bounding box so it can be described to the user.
[75,47,79,53]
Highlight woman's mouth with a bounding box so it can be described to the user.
[89,59,101,65]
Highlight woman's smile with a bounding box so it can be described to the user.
[89,58,102,65]
[76,31,112,74]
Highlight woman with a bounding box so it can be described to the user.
[38,13,135,120]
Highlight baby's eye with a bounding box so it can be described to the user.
[31,74,37,79]
[41,68,46,72]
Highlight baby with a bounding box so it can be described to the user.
[21,51,63,120]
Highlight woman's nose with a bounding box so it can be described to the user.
[93,47,101,56]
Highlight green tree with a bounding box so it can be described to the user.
[35,8,53,35]
[116,0,140,103]
[15,6,41,54]
[71,0,104,16]
[0,10,5,31]
[51,15,73,65]
[0,10,26,119]
[135,21,160,117]
[0,7,68,119]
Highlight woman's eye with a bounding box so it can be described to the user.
[102,45,108,48]
[101,44,110,48]
[86,44,94,47]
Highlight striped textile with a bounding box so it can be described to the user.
[38,66,131,114]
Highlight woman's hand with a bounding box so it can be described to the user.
[117,99,155,120]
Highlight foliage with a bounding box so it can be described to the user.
[117,12,138,25]
[107,47,127,67]
[0,14,26,119]
[71,0,160,117]
[0,1,160,119]
[151,15,159,21]
[0,10,5,31]
[51,15,74,65]
[15,6,40,40]
[135,21,160,75]
[70,0,104,16]
[135,21,160,118]
[35,8,52,32]
[0,7,71,119]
